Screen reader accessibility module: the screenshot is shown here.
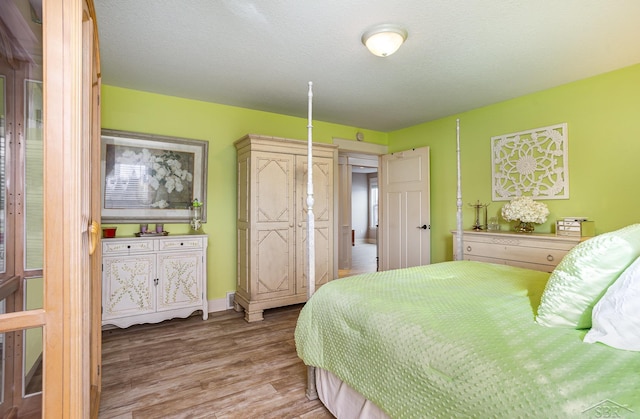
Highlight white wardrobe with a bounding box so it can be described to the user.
[234,134,338,321]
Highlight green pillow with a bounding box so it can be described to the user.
[536,224,640,329]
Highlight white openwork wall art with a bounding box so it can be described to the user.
[491,123,569,201]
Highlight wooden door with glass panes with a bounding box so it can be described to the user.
[0,0,102,417]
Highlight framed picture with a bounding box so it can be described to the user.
[101,129,208,223]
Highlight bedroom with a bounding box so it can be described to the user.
[97,3,640,416]
[1,0,639,417]
[97,58,640,309]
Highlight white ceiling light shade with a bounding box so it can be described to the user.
[361,24,408,57]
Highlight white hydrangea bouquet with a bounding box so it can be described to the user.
[501,196,549,232]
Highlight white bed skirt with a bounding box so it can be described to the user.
[316,368,390,419]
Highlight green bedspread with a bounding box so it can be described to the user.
[295,261,640,418]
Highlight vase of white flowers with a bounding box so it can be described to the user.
[501,196,549,233]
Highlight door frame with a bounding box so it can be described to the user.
[333,138,387,273]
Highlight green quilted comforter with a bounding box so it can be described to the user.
[295,261,640,418]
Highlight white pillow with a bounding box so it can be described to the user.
[583,255,640,351]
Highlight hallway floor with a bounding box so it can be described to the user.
[338,242,378,278]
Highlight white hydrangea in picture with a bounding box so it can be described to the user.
[106,146,195,209]
[491,123,568,201]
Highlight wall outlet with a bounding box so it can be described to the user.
[226,292,236,310]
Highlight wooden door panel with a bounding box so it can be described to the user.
[380,147,431,270]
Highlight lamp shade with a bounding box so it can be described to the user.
[362,24,408,57]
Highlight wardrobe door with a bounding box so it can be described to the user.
[253,152,296,300]
[297,154,334,295]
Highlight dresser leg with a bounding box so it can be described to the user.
[244,308,264,322]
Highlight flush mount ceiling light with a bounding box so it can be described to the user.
[361,24,408,57]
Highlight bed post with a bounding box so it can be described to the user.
[306,82,315,302]
[305,81,319,400]
[455,118,464,260]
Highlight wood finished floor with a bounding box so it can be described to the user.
[99,305,333,419]
[338,243,377,278]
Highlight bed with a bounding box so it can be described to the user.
[295,225,640,418]
[297,92,638,418]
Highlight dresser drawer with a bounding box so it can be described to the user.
[459,254,558,273]
[453,230,581,272]
[158,237,204,251]
[103,239,155,255]
[463,241,568,267]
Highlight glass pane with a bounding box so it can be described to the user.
[369,177,379,228]
[25,80,43,270]
[23,327,42,396]
[24,277,42,396]
[0,75,5,274]
[1,299,4,403]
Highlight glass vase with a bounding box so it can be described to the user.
[514,220,535,233]
[190,205,202,231]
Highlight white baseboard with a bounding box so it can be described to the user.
[207,297,230,313]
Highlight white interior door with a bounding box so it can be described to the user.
[379,147,430,270]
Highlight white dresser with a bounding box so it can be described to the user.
[102,234,208,328]
[452,230,583,272]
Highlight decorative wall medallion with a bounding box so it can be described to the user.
[491,123,568,200]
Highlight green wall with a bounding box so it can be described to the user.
[389,63,640,263]
[102,63,640,301]
[100,85,388,301]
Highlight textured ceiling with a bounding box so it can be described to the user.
[94,1,640,132]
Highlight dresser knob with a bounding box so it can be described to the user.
[547,254,554,261]
[466,246,472,252]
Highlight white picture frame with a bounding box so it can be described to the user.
[101,129,208,223]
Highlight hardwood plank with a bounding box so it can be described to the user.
[99,304,333,418]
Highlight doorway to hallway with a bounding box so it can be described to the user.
[337,151,379,278]
[334,137,387,280]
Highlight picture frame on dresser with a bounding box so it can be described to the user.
[100,129,208,223]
